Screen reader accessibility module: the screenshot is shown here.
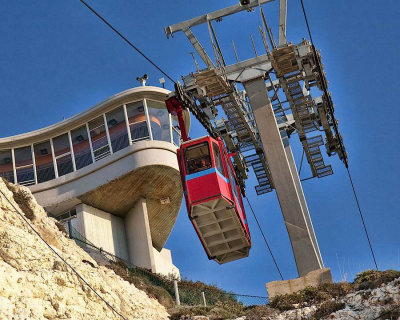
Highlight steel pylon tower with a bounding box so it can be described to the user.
[165,0,347,277]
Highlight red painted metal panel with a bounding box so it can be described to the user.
[186,173,231,208]
[176,135,252,261]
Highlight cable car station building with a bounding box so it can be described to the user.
[0,86,189,278]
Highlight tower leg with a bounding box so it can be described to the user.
[243,77,323,276]
[282,133,324,268]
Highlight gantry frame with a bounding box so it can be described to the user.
[165,0,347,277]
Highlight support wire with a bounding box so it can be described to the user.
[78,0,176,84]
[299,0,378,270]
[298,149,305,176]
[245,197,284,280]
[372,304,400,320]
[0,189,127,320]
[346,167,379,270]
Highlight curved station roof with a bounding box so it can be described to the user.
[0,86,190,250]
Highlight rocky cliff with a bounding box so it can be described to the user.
[170,271,400,319]
[0,178,169,320]
[268,276,400,319]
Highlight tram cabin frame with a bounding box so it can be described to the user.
[177,136,251,264]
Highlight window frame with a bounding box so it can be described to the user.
[184,141,213,175]
[212,142,226,178]
[222,147,240,202]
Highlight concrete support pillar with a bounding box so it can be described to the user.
[74,201,181,278]
[76,203,129,260]
[125,198,156,271]
[243,77,323,276]
[282,133,324,268]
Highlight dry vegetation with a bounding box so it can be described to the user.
[107,261,175,308]
[106,261,267,319]
[106,258,400,320]
[270,282,354,311]
[241,305,276,320]
[269,269,400,318]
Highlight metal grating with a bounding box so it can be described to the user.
[193,70,274,195]
[244,154,273,195]
[306,135,333,178]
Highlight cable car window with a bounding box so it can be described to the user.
[224,149,240,201]
[227,163,240,200]
[185,142,212,174]
[212,142,225,177]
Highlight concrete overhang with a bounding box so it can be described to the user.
[31,140,183,251]
[0,86,190,251]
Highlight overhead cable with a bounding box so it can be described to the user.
[346,167,379,270]
[299,0,378,270]
[372,304,400,320]
[244,197,284,280]
[78,0,176,84]
[299,0,347,168]
[298,149,305,176]
[72,232,270,301]
[0,189,127,320]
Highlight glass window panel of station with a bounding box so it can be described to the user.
[71,125,93,170]
[171,115,181,146]
[34,140,55,183]
[0,149,14,183]
[146,99,171,142]
[14,146,35,186]
[126,101,150,142]
[53,133,73,177]
[88,116,111,161]
[106,106,129,153]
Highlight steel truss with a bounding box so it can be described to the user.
[165,0,347,195]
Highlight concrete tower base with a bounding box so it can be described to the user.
[266,268,333,299]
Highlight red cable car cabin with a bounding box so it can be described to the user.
[177,136,251,264]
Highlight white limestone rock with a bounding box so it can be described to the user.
[0,179,169,320]
[329,279,400,319]
[270,278,400,320]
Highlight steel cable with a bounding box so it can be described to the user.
[0,189,127,320]
[78,0,176,84]
[299,0,378,270]
[346,167,379,269]
[372,304,400,320]
[298,149,305,176]
[72,234,270,304]
[244,197,284,280]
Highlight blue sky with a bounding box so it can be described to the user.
[0,1,399,297]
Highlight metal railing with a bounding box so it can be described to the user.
[68,225,268,307]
